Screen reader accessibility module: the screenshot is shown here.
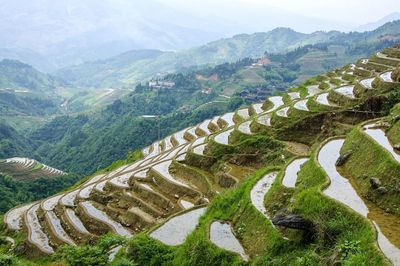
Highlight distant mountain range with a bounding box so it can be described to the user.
[354,12,400,32]
[54,20,400,88]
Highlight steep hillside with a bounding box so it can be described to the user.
[55,21,400,87]
[0,158,79,214]
[0,157,66,181]
[2,45,400,265]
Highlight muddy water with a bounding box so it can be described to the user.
[179,199,194,209]
[109,172,133,188]
[294,99,309,111]
[26,204,54,253]
[238,121,253,135]
[214,129,234,145]
[252,103,264,114]
[319,139,368,216]
[257,114,271,126]
[318,139,400,265]
[288,92,300,101]
[46,211,75,245]
[150,207,206,245]
[95,180,108,192]
[276,107,289,118]
[193,144,206,155]
[65,208,90,235]
[335,85,356,99]
[282,158,309,188]
[306,85,322,98]
[5,203,34,230]
[360,78,375,89]
[152,160,190,188]
[42,195,63,211]
[363,125,400,163]
[60,190,78,207]
[209,221,248,261]
[250,172,278,219]
[316,93,333,106]
[267,96,284,111]
[163,136,174,151]
[79,183,96,199]
[220,112,235,128]
[148,142,161,157]
[80,201,131,236]
[381,72,394,83]
[192,136,206,147]
[198,119,212,135]
[237,109,250,120]
[173,129,187,146]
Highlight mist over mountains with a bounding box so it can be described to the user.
[1,0,398,72]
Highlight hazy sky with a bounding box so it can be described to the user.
[159,0,400,32]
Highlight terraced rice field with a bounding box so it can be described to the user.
[209,221,248,260]
[335,85,356,99]
[0,157,66,180]
[281,158,309,188]
[4,48,400,264]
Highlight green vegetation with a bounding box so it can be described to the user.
[0,173,80,213]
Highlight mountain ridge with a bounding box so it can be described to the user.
[54,21,400,88]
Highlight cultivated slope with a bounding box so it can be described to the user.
[3,46,400,265]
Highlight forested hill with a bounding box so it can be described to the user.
[0,59,62,91]
[54,20,400,87]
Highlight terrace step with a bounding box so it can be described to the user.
[214,129,234,145]
[363,123,400,163]
[293,99,309,112]
[43,210,76,247]
[196,119,212,136]
[256,114,271,127]
[122,190,166,218]
[218,112,235,128]
[276,107,289,118]
[130,181,177,211]
[4,203,35,231]
[208,116,221,132]
[315,93,336,107]
[78,201,132,236]
[61,208,91,239]
[184,127,198,141]
[249,103,264,115]
[235,108,250,122]
[171,129,187,147]
[150,161,200,199]
[238,121,253,135]
[25,204,54,254]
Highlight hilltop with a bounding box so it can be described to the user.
[1,44,400,265]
